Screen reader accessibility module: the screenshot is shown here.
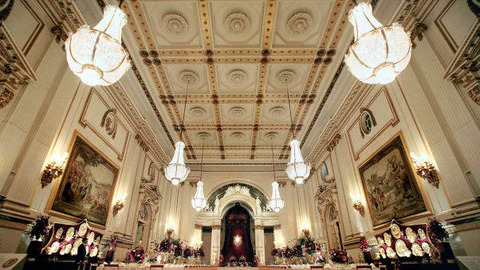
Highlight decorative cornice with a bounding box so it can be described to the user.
[0,25,37,108]
[212,225,221,230]
[194,224,203,229]
[254,225,265,230]
[326,134,341,152]
[273,224,281,229]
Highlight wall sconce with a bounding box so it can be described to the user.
[112,193,127,216]
[350,194,365,216]
[410,152,440,188]
[41,152,68,188]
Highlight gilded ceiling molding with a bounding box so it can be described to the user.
[444,24,480,106]
[307,82,371,165]
[326,134,341,152]
[0,25,37,108]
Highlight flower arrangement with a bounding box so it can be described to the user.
[304,238,316,254]
[183,246,193,258]
[428,217,449,242]
[315,252,325,264]
[194,247,205,258]
[329,249,350,264]
[157,237,172,253]
[172,239,184,257]
[293,243,304,258]
[124,246,146,263]
[27,215,52,240]
[359,237,370,251]
[106,235,118,251]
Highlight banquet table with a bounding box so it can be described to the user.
[98,264,379,270]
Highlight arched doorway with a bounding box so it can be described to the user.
[220,203,254,266]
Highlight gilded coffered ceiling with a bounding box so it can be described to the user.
[93,0,359,167]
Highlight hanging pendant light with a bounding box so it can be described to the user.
[268,137,284,213]
[286,139,311,185]
[65,3,130,86]
[344,3,412,85]
[164,83,191,185]
[283,80,311,185]
[191,138,207,211]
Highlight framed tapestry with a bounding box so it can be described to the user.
[48,133,119,227]
[358,134,427,228]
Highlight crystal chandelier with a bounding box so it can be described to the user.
[191,138,207,211]
[344,3,412,85]
[65,4,130,86]
[268,137,284,212]
[164,83,191,185]
[192,181,207,211]
[283,81,311,185]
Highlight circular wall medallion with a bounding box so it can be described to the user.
[360,110,373,135]
[321,162,328,180]
[276,70,297,84]
[227,69,248,85]
[286,11,313,35]
[224,12,251,34]
[163,13,189,35]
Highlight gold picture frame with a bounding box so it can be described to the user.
[358,133,429,228]
[46,132,119,228]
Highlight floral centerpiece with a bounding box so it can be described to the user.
[125,246,146,263]
[359,237,370,251]
[329,249,351,264]
[27,215,52,241]
[428,218,449,243]
[106,235,118,250]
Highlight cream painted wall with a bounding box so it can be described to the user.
[305,0,480,258]
[0,1,169,257]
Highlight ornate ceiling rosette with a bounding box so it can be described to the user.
[224,12,251,34]
[229,106,247,119]
[189,106,207,118]
[276,70,297,84]
[230,131,247,141]
[162,12,189,35]
[179,70,200,86]
[286,11,313,35]
[269,106,286,118]
[227,69,248,86]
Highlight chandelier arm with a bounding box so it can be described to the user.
[380,28,389,62]
[284,82,296,139]
[271,137,276,182]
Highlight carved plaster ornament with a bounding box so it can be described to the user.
[224,12,251,34]
[286,11,313,35]
[163,13,189,35]
[228,69,248,85]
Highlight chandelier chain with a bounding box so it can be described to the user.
[270,137,276,182]
[179,82,190,141]
[284,82,295,138]
[200,137,205,182]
